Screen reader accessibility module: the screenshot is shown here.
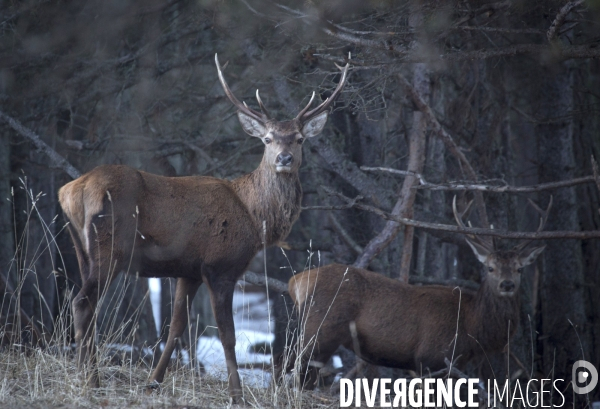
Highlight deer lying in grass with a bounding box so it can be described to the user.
[275,197,550,388]
[58,54,349,401]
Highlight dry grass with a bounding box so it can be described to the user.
[0,346,341,408]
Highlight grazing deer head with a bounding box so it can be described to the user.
[452,195,550,297]
[274,198,551,389]
[58,54,350,403]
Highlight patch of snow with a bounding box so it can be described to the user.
[149,281,275,388]
[332,355,343,369]
[197,287,274,388]
[148,278,161,336]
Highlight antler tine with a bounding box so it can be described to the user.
[295,91,316,120]
[527,195,553,232]
[514,195,553,251]
[452,195,473,230]
[215,54,265,122]
[255,90,271,119]
[298,60,350,121]
[453,195,493,250]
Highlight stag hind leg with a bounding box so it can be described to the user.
[66,224,90,283]
[148,277,202,386]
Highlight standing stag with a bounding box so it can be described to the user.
[275,197,550,388]
[58,54,349,401]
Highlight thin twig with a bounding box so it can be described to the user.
[239,0,268,18]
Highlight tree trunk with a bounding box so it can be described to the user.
[538,63,589,404]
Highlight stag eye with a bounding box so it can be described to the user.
[264,138,272,144]
[297,137,304,145]
[488,267,494,272]
[517,267,524,273]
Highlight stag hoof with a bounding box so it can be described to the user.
[145,380,161,395]
[229,395,248,407]
[82,369,100,388]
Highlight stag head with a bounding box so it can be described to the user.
[453,196,551,297]
[215,54,349,173]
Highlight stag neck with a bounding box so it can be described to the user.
[231,157,302,247]
[469,279,520,347]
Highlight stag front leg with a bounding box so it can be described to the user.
[205,275,242,402]
[149,277,202,386]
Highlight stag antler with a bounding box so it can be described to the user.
[296,55,351,122]
[215,54,269,122]
[255,89,271,118]
[513,196,553,251]
[453,195,495,253]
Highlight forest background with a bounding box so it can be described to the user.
[1,0,600,405]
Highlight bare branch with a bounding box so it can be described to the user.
[547,0,586,42]
[440,43,600,61]
[310,136,391,208]
[322,26,387,50]
[361,166,426,183]
[317,44,600,66]
[415,177,595,193]
[329,21,414,36]
[328,213,363,255]
[303,193,363,212]
[458,25,543,35]
[242,271,288,293]
[320,187,600,240]
[0,110,81,179]
[362,166,596,193]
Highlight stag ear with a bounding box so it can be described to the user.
[302,111,328,138]
[237,111,266,137]
[518,245,546,267]
[465,238,491,264]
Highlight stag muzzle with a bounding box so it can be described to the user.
[499,280,516,295]
[275,152,293,172]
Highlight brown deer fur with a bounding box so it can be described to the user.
[275,200,549,388]
[58,54,349,401]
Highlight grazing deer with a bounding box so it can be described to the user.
[58,54,349,401]
[275,197,550,388]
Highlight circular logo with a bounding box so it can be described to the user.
[572,360,598,395]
